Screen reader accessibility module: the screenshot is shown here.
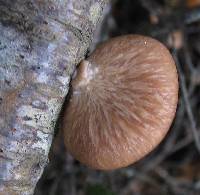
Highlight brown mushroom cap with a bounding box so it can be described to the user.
[63,35,178,170]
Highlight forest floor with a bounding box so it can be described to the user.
[35,1,200,195]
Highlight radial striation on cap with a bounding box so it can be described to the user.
[63,35,179,170]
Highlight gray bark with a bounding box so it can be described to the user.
[0,1,109,194]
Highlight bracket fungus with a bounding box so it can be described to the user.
[63,35,178,170]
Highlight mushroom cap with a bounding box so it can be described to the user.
[63,35,178,170]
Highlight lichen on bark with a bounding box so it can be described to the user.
[0,0,109,194]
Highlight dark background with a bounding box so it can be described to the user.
[35,0,200,194]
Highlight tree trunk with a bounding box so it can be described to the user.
[0,0,109,194]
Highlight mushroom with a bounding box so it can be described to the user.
[62,35,178,170]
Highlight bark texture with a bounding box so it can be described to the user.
[0,0,109,195]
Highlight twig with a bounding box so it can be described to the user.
[155,167,190,195]
[139,0,162,15]
[172,49,200,153]
[182,28,196,73]
[185,8,200,24]
[171,133,193,154]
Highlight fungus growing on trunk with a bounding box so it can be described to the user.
[62,35,178,170]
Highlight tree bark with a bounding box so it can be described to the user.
[0,0,109,194]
